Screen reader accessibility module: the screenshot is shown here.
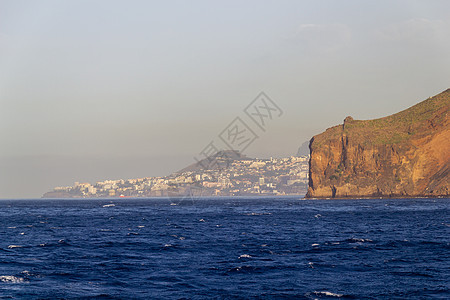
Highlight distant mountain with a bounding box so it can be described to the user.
[296,141,310,156]
[178,150,249,173]
[306,89,450,198]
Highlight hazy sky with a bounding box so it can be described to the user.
[1,0,449,198]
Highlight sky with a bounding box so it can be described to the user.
[1,0,449,198]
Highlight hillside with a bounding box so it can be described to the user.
[177,150,249,173]
[306,89,450,198]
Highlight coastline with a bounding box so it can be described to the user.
[0,194,447,201]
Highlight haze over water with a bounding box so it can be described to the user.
[1,1,450,198]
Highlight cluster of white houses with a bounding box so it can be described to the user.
[47,156,309,198]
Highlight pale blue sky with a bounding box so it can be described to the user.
[1,0,449,198]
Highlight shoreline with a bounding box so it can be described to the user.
[0,195,448,201]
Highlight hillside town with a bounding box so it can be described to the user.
[43,154,309,198]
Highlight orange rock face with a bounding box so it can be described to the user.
[306,89,450,198]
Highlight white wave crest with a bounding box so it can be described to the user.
[313,291,343,297]
[0,276,24,283]
[352,238,373,243]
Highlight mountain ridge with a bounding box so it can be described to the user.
[177,150,249,173]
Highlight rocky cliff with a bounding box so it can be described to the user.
[306,89,450,198]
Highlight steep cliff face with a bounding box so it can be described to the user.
[306,89,450,198]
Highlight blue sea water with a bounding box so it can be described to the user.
[0,197,448,299]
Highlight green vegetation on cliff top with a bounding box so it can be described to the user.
[312,89,450,148]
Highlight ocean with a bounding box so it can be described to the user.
[0,197,448,299]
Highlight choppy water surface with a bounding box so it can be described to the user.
[0,197,449,299]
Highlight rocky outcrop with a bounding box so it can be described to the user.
[306,89,450,198]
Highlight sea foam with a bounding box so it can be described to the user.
[0,276,24,283]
